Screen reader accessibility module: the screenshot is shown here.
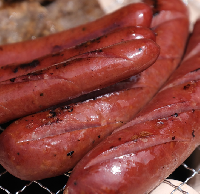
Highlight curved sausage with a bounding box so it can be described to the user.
[0,3,152,67]
[64,0,190,193]
[0,78,154,181]
[0,28,159,180]
[65,110,200,194]
[0,27,158,180]
[0,26,156,82]
[0,39,159,124]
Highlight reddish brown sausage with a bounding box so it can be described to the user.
[64,0,191,193]
[0,0,188,182]
[0,28,159,180]
[64,19,200,194]
[0,29,159,180]
[0,3,152,67]
[0,26,156,82]
[0,39,159,124]
[65,110,200,194]
[0,79,154,181]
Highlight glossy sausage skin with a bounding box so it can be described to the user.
[65,110,200,194]
[0,3,152,67]
[64,0,191,193]
[0,39,160,124]
[0,26,156,82]
[0,30,158,180]
[0,78,155,181]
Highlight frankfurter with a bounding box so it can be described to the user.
[0,28,158,180]
[0,78,156,181]
[64,0,193,193]
[0,38,159,124]
[0,0,188,183]
[0,26,156,82]
[0,3,152,67]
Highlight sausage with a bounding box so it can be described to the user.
[0,0,188,182]
[0,38,160,124]
[0,27,159,180]
[0,3,152,67]
[64,0,191,193]
[0,26,156,82]
[0,79,155,181]
[65,110,200,194]
[0,28,158,180]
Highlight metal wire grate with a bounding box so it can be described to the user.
[0,166,71,194]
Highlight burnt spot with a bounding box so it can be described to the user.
[82,27,86,31]
[92,140,95,144]
[92,96,97,100]
[10,78,16,82]
[191,68,200,73]
[64,105,74,112]
[98,135,101,138]
[74,181,77,186]
[20,60,40,70]
[171,113,178,117]
[152,0,160,16]
[90,37,101,44]
[40,93,44,96]
[40,0,53,6]
[90,49,103,55]
[139,47,143,51]
[172,136,175,140]
[192,130,195,138]
[118,138,121,141]
[183,84,190,90]
[17,152,20,155]
[192,109,195,113]
[13,67,18,73]
[49,110,57,118]
[157,121,164,125]
[145,0,160,16]
[67,151,74,157]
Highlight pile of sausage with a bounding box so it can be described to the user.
[0,0,200,193]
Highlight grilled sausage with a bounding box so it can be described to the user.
[0,26,156,82]
[0,3,152,67]
[0,38,159,124]
[64,0,191,193]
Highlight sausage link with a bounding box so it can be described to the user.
[64,0,190,193]
[0,3,152,67]
[0,30,158,180]
[0,39,159,124]
[0,26,156,82]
